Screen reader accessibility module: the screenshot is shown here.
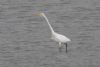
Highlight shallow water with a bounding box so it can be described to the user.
[0,0,100,67]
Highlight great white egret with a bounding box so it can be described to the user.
[33,12,71,52]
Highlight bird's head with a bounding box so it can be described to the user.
[32,12,45,17]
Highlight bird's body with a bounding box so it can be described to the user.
[51,32,71,43]
[33,12,71,52]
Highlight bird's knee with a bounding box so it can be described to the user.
[59,43,62,48]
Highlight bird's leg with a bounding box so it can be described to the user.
[65,43,67,53]
[58,42,62,52]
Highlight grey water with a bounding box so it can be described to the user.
[0,0,100,67]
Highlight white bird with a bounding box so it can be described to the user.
[33,12,71,52]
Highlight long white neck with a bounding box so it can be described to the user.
[41,13,55,33]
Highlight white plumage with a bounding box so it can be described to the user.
[33,12,71,52]
[51,32,71,43]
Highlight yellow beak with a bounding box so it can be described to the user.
[32,13,41,16]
